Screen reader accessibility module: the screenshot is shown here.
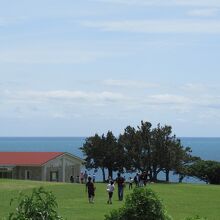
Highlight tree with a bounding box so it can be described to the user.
[118,121,152,173]
[81,121,194,183]
[189,160,220,184]
[151,124,189,182]
[101,131,125,178]
[151,124,171,181]
[81,131,124,181]
[80,134,106,181]
[174,151,200,183]
[119,122,191,182]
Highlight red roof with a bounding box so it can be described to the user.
[0,152,64,166]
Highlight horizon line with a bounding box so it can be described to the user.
[0,136,220,138]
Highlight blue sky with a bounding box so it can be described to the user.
[1,0,220,137]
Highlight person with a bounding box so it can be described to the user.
[139,172,145,187]
[134,173,139,187]
[143,171,148,186]
[70,175,74,183]
[86,176,95,203]
[107,176,112,183]
[128,177,133,190]
[80,172,84,184]
[106,180,115,204]
[76,175,80,183]
[84,171,88,184]
[92,173,96,183]
[115,173,125,201]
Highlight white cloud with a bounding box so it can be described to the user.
[52,113,67,119]
[94,0,220,7]
[187,8,219,17]
[181,83,209,93]
[145,93,220,111]
[2,86,220,122]
[3,88,220,109]
[93,0,164,6]
[170,0,220,7]
[198,109,220,121]
[4,90,127,104]
[103,79,159,88]
[82,19,220,34]
[147,94,191,105]
[0,48,106,64]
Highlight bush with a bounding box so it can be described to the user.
[8,187,63,220]
[105,187,172,220]
[185,216,207,220]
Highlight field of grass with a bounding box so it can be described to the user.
[0,179,220,220]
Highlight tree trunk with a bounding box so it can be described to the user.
[148,168,153,181]
[152,167,158,181]
[101,167,106,182]
[108,167,113,179]
[179,174,184,183]
[165,170,170,182]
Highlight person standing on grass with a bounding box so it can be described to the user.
[116,173,125,201]
[84,171,88,184]
[108,176,112,183]
[143,171,148,186]
[70,175,74,183]
[86,176,95,203]
[128,177,133,190]
[106,180,115,204]
[134,173,139,187]
[139,172,145,187]
[92,173,96,183]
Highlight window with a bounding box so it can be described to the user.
[25,170,30,180]
[0,171,12,179]
[50,171,58,182]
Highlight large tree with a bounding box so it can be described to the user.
[119,122,193,182]
[151,124,187,181]
[80,134,106,181]
[188,160,220,184]
[101,131,125,178]
[174,148,200,183]
[80,131,124,181]
[118,121,152,173]
[81,121,194,183]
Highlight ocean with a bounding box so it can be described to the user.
[0,137,219,182]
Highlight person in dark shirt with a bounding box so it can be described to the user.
[115,173,125,201]
[134,173,139,187]
[70,175,74,183]
[86,176,95,203]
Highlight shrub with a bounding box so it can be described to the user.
[105,187,172,220]
[8,187,63,220]
[185,216,207,220]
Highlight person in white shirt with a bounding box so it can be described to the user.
[106,180,115,204]
[128,177,133,190]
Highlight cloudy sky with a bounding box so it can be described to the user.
[1,0,220,137]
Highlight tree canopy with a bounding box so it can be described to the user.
[81,131,124,181]
[80,121,218,184]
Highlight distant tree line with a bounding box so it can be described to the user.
[80,121,220,184]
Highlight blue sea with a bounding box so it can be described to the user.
[0,137,219,183]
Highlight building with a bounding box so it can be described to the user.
[0,152,84,182]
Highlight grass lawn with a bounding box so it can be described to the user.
[0,179,220,220]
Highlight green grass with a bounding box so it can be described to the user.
[0,179,220,220]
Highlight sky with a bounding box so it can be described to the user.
[1,0,220,137]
